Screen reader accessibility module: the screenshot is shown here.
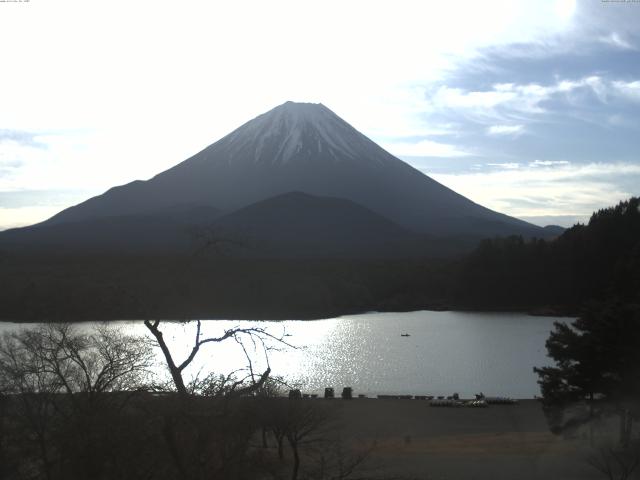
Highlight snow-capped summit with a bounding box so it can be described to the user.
[192,101,393,167]
[228,101,364,164]
[40,101,544,240]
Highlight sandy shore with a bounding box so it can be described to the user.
[318,399,602,480]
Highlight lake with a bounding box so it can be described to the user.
[0,310,567,398]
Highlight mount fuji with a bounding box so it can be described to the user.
[1,101,549,256]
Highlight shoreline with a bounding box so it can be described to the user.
[0,306,577,324]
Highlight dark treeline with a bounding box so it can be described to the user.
[453,197,640,312]
[1,197,638,321]
[0,254,451,322]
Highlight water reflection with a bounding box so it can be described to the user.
[0,311,566,398]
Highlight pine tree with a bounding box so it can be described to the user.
[535,302,640,442]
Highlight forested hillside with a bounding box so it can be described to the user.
[1,198,637,321]
[454,197,640,312]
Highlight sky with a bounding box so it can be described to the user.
[0,0,639,230]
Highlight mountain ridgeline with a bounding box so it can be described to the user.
[0,197,637,321]
[0,101,552,258]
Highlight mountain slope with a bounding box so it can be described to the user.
[40,101,544,239]
[0,193,434,258]
[211,191,427,258]
[0,205,221,253]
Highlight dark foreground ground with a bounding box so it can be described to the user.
[320,399,607,480]
[2,390,629,479]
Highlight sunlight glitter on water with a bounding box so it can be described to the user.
[0,311,567,398]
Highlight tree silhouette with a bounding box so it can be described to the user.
[143,319,293,397]
[0,324,154,479]
[534,302,640,443]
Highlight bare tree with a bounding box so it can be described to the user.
[0,323,154,480]
[587,442,640,480]
[141,319,294,480]
[264,399,374,480]
[143,318,290,397]
[255,376,289,450]
[0,357,23,479]
[0,325,68,480]
[309,438,375,480]
[284,401,332,480]
[37,324,151,406]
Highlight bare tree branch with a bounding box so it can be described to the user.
[144,318,293,397]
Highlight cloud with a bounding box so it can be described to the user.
[0,141,50,188]
[427,162,640,226]
[431,86,517,111]
[424,75,640,129]
[382,139,471,158]
[0,158,24,174]
[529,160,570,167]
[611,80,640,102]
[487,162,521,169]
[487,124,524,135]
[426,81,566,122]
[0,129,180,194]
[599,32,635,50]
[0,129,46,149]
[412,124,459,137]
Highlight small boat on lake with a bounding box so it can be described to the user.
[401,333,410,337]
